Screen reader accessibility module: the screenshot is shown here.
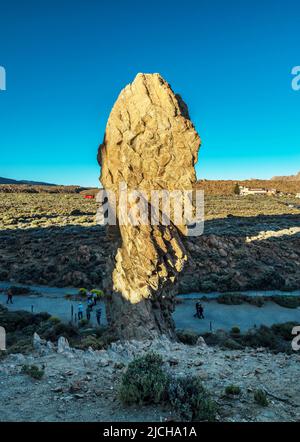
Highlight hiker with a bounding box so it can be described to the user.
[194,301,200,318]
[86,305,92,322]
[197,302,205,319]
[96,307,102,326]
[78,303,84,320]
[87,298,94,310]
[92,292,98,306]
[6,289,13,304]
[87,291,93,302]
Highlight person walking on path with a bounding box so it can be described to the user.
[87,298,94,310]
[194,301,205,319]
[96,307,102,326]
[86,305,92,322]
[92,292,98,306]
[194,301,200,318]
[6,289,13,304]
[78,303,84,320]
[197,303,205,319]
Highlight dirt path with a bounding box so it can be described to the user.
[1,291,300,333]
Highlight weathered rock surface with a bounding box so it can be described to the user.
[98,73,200,340]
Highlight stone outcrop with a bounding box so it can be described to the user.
[98,73,200,340]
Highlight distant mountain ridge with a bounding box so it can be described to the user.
[271,171,300,181]
[0,177,56,186]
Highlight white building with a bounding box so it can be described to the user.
[239,186,268,196]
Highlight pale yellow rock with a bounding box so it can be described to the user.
[98,73,201,340]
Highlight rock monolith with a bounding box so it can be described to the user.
[98,73,200,340]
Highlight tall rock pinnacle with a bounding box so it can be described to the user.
[98,73,201,340]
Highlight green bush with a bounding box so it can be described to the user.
[231,326,240,335]
[119,353,169,405]
[168,376,217,422]
[8,338,33,355]
[272,296,300,309]
[49,316,61,324]
[78,288,87,296]
[217,293,244,305]
[246,296,265,307]
[225,385,241,396]
[21,364,44,380]
[271,322,298,341]
[176,329,200,345]
[254,389,268,407]
[75,335,103,350]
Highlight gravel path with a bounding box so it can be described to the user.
[1,288,299,332]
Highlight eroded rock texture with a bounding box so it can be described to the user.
[98,73,200,340]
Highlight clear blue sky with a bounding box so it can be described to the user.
[0,0,299,186]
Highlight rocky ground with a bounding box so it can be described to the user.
[0,193,299,292]
[0,191,299,422]
[0,335,299,422]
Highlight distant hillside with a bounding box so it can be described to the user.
[0,177,56,186]
[271,171,300,181]
[196,179,300,195]
[0,184,89,194]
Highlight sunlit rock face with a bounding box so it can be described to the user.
[98,73,200,340]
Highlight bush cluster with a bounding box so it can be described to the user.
[21,364,44,380]
[254,389,268,407]
[119,352,217,422]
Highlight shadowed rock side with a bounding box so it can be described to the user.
[98,73,201,340]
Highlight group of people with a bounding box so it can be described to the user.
[194,301,205,319]
[77,291,102,325]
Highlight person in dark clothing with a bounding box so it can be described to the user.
[194,301,204,319]
[78,303,84,320]
[6,289,13,304]
[86,306,92,321]
[197,303,204,319]
[96,307,102,326]
[194,301,200,318]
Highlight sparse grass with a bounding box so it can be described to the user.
[1,190,299,231]
[21,364,44,380]
[225,385,241,396]
[254,389,269,407]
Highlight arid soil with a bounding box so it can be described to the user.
[0,336,299,422]
[0,193,299,292]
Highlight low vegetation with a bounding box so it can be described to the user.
[119,353,169,405]
[202,321,298,354]
[21,364,44,380]
[0,305,116,357]
[119,352,217,422]
[225,385,241,396]
[168,375,217,422]
[254,389,269,407]
[217,293,300,309]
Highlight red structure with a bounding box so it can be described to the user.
[83,195,94,199]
